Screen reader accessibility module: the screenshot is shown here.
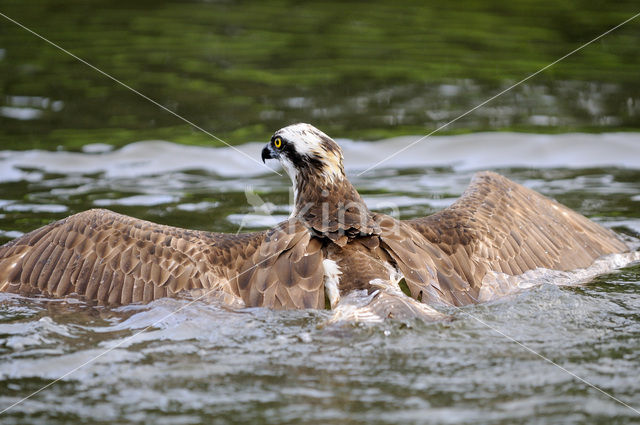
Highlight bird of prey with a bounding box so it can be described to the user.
[0,124,630,319]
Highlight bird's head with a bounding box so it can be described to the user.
[262,123,345,185]
[262,123,377,241]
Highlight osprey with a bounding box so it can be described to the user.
[0,123,630,318]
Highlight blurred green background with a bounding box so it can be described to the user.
[0,0,639,150]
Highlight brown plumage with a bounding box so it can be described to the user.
[0,123,630,316]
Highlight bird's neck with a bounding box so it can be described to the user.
[290,169,380,246]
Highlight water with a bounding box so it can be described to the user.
[2,1,640,422]
[1,134,639,424]
[1,1,640,149]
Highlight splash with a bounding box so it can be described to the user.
[327,249,640,323]
[479,250,640,302]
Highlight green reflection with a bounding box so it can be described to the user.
[0,0,639,150]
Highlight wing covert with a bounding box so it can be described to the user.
[232,219,326,310]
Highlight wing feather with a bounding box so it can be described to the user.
[233,219,326,309]
[398,171,628,304]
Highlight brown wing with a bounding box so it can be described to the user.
[393,171,628,305]
[0,208,326,308]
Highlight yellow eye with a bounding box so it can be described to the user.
[274,137,282,148]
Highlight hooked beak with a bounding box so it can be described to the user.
[261,145,274,163]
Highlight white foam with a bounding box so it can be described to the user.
[1,132,639,183]
[329,288,448,324]
[326,250,640,323]
[479,251,640,302]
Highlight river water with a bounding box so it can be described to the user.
[0,133,639,424]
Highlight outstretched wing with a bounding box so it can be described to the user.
[384,172,628,306]
[0,209,326,308]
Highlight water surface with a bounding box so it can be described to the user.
[1,0,639,148]
[2,1,640,422]
[1,134,639,424]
